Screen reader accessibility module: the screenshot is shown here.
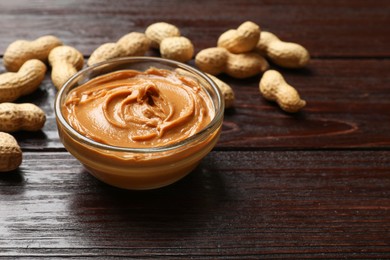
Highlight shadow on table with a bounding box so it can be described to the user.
[0,169,26,196]
[0,169,25,184]
[67,157,229,238]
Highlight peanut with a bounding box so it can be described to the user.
[217,21,260,54]
[160,36,194,63]
[206,74,235,109]
[145,22,194,63]
[0,132,22,172]
[145,22,181,49]
[256,31,310,68]
[116,32,151,55]
[0,103,46,132]
[259,70,306,113]
[0,59,47,103]
[48,45,84,90]
[87,32,151,66]
[87,43,121,66]
[195,47,268,78]
[194,47,228,75]
[3,35,62,72]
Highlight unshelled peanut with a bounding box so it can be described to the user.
[87,32,151,66]
[0,132,22,172]
[0,59,47,102]
[3,35,62,72]
[145,22,181,49]
[160,36,194,63]
[146,22,194,63]
[0,103,46,132]
[259,70,306,113]
[206,74,235,109]
[256,31,310,68]
[195,47,268,78]
[49,45,84,89]
[217,21,260,54]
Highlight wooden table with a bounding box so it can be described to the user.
[1,1,389,258]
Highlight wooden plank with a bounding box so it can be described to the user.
[0,151,389,258]
[6,59,390,150]
[0,1,388,259]
[220,59,390,149]
[0,0,389,57]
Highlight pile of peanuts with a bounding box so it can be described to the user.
[0,36,84,172]
[196,21,309,113]
[0,21,310,172]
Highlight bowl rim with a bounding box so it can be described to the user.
[54,56,224,153]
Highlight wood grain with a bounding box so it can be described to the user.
[1,151,389,258]
[0,0,389,57]
[0,0,389,258]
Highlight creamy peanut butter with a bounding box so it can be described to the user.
[62,68,214,148]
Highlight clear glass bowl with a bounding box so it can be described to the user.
[54,57,224,190]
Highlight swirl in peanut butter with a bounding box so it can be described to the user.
[62,68,214,148]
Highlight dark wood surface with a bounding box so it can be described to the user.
[1,0,390,258]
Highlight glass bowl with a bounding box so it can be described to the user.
[54,57,224,190]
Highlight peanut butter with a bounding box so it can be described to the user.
[62,68,214,148]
